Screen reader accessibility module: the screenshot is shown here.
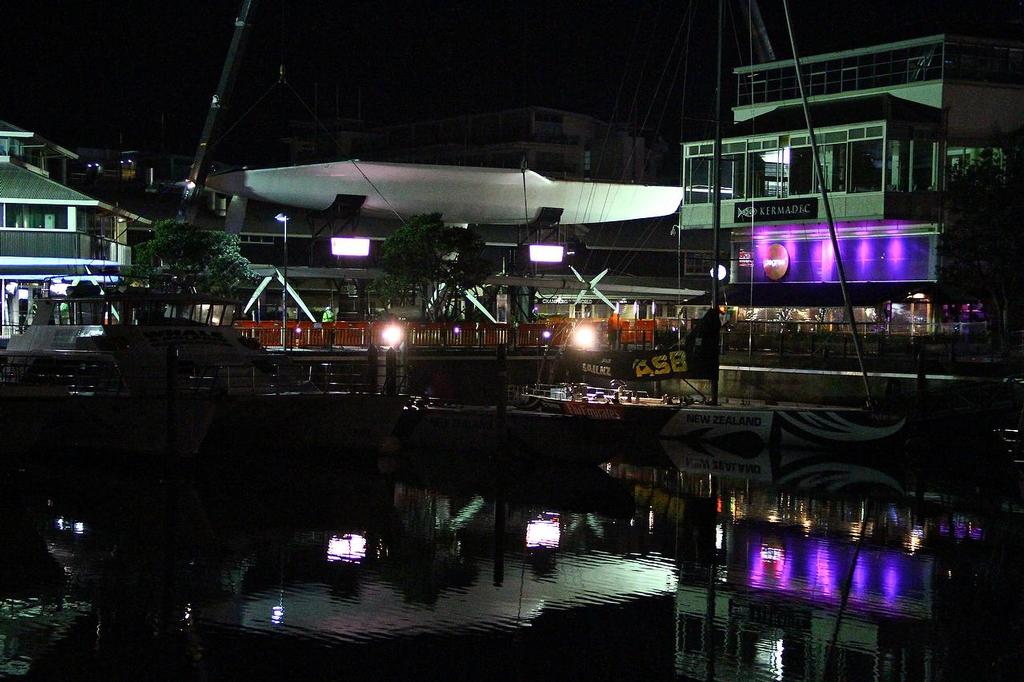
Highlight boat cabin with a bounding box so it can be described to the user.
[31,295,238,328]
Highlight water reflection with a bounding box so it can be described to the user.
[0,443,1022,680]
[639,438,1018,682]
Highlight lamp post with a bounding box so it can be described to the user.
[275,212,289,350]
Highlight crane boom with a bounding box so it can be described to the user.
[178,0,259,221]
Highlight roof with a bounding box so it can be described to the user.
[207,160,684,226]
[0,119,30,135]
[735,32,1024,75]
[727,95,942,137]
[0,162,97,203]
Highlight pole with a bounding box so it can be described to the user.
[782,0,873,407]
[709,0,724,406]
[281,216,288,350]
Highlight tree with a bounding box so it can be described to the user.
[375,213,494,321]
[129,220,255,295]
[940,135,1024,349]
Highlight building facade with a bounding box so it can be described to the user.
[679,34,1024,333]
[0,120,141,336]
[285,106,665,183]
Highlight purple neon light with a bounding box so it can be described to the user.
[745,233,932,283]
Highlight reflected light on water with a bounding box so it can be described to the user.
[327,534,367,563]
[526,513,561,549]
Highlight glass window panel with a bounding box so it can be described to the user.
[817,143,846,192]
[912,141,936,191]
[2,203,68,229]
[789,146,814,195]
[850,139,883,192]
[748,148,789,198]
[720,152,746,200]
[684,156,711,204]
[885,139,909,191]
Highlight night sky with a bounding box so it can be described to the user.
[5,0,1022,164]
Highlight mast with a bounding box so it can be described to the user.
[781,0,873,406]
[177,0,260,222]
[710,0,724,406]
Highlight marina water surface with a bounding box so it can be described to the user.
[1,446,1022,681]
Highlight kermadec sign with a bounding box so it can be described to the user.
[734,198,818,223]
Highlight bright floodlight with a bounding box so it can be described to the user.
[709,264,727,281]
[573,325,596,349]
[529,244,564,263]
[275,213,288,222]
[331,237,371,256]
[541,329,552,340]
[382,324,403,347]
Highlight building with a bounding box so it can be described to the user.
[0,120,143,337]
[284,106,666,183]
[678,34,1024,333]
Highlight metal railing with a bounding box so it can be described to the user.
[719,320,995,360]
[235,319,655,351]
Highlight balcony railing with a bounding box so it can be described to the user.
[0,230,131,264]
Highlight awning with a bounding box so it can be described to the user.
[689,282,938,307]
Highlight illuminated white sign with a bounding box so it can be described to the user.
[529,244,564,263]
[331,237,371,256]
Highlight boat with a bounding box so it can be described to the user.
[518,302,905,453]
[0,290,406,459]
[517,3,910,455]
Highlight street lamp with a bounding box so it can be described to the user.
[275,212,289,349]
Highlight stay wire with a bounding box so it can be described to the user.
[610,2,695,282]
[278,77,408,226]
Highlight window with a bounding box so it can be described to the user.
[912,140,936,191]
[684,156,711,204]
[3,203,68,229]
[684,251,711,276]
[748,147,788,198]
[819,142,847,192]
[885,139,909,191]
[720,152,746,200]
[849,139,883,192]
[788,146,814,195]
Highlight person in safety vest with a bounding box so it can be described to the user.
[321,307,335,323]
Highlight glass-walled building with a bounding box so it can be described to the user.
[0,119,144,338]
[679,34,1024,333]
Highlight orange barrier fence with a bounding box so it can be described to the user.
[233,319,657,350]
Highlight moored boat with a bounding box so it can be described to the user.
[1,291,405,460]
[521,382,906,454]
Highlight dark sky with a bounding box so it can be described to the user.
[4,0,1022,163]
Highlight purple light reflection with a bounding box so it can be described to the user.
[741,529,929,615]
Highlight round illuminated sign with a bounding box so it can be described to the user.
[763,243,790,281]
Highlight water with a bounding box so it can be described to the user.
[2,447,1023,681]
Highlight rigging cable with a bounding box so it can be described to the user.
[747,0,756,362]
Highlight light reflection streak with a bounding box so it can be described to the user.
[327,534,367,563]
[526,513,561,549]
